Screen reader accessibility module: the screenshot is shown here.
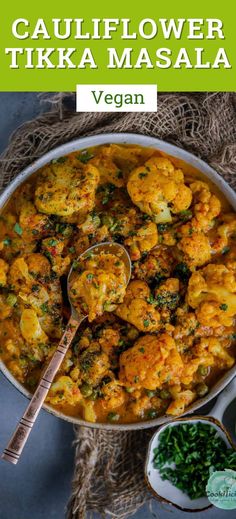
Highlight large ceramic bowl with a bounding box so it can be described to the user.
[1,133,236,430]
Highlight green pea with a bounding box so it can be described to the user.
[90,389,100,400]
[196,383,209,397]
[160,389,171,400]
[146,390,156,398]
[80,383,93,398]
[197,365,209,377]
[92,215,101,228]
[147,409,158,419]
[125,387,135,393]
[101,215,114,228]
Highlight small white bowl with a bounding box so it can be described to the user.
[145,378,236,511]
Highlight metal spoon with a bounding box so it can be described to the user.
[2,242,131,464]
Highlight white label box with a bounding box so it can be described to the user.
[76,84,157,112]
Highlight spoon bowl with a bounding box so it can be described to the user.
[68,242,132,319]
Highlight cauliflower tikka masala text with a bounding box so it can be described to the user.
[0,144,236,423]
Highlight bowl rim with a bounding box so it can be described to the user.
[1,131,236,430]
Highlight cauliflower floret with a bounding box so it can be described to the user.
[47,375,82,406]
[0,258,9,286]
[27,253,51,280]
[119,333,183,390]
[129,395,153,418]
[19,201,51,241]
[98,328,120,358]
[167,388,196,416]
[81,400,97,422]
[8,254,63,338]
[197,337,234,369]
[187,264,236,327]
[8,257,32,291]
[190,180,221,230]
[154,278,180,311]
[177,225,211,268]
[174,309,199,342]
[134,245,174,282]
[127,157,192,223]
[20,308,48,344]
[100,380,126,411]
[91,154,125,187]
[42,237,71,276]
[205,337,234,368]
[212,213,236,254]
[180,337,234,386]
[8,253,51,292]
[79,345,110,386]
[0,294,14,320]
[124,221,158,260]
[115,280,160,332]
[93,143,153,179]
[78,212,101,235]
[7,360,26,384]
[180,339,216,386]
[70,252,127,322]
[35,161,100,217]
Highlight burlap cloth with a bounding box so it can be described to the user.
[1,92,236,518]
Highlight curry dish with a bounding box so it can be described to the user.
[0,144,236,424]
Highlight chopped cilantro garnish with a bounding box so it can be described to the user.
[147,294,156,304]
[220,303,228,311]
[3,237,11,246]
[52,156,67,164]
[32,285,40,292]
[222,246,230,255]
[48,239,57,246]
[41,303,49,314]
[13,222,23,236]
[107,412,120,422]
[78,150,94,164]
[147,409,158,419]
[179,209,193,222]
[173,262,191,283]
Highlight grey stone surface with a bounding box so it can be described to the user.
[0,93,235,519]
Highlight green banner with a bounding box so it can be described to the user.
[0,0,235,91]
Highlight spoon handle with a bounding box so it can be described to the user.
[1,316,79,465]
